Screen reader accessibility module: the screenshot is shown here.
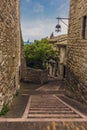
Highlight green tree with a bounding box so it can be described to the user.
[24,38,59,69]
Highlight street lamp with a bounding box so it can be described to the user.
[55,17,69,32]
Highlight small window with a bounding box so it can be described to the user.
[82,16,86,39]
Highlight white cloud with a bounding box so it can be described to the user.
[33,3,44,13]
[21,18,68,42]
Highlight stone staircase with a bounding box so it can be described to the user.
[23,94,86,121]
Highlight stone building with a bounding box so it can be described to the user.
[0,0,22,111]
[48,35,58,77]
[48,34,67,79]
[56,35,67,79]
[67,0,87,104]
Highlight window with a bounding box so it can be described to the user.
[82,16,87,39]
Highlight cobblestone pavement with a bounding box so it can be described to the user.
[0,80,87,130]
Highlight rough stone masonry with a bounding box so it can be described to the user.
[67,0,87,104]
[0,0,21,111]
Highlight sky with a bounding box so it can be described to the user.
[20,0,70,42]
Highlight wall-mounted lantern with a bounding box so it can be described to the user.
[55,17,69,32]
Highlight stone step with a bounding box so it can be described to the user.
[29,111,75,114]
[29,107,70,110]
[28,114,80,118]
[23,95,84,120]
[30,106,68,109]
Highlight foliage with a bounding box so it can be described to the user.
[0,104,9,116]
[24,38,59,69]
[14,91,19,97]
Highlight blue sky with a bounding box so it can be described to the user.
[20,0,70,42]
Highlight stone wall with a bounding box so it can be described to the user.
[67,0,87,104]
[20,39,27,81]
[0,0,21,110]
[56,35,67,79]
[23,67,48,84]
